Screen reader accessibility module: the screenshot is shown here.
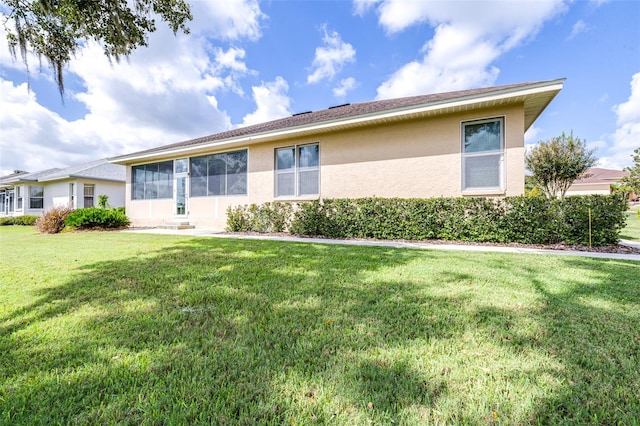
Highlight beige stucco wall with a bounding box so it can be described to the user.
[565,183,612,196]
[124,104,526,229]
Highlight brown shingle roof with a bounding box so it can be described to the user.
[111,79,564,162]
[574,168,630,184]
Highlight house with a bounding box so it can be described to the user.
[565,167,630,196]
[0,159,126,217]
[110,79,565,229]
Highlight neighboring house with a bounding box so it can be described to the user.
[110,79,565,229]
[0,159,126,217]
[565,167,630,196]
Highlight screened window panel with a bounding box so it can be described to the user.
[276,172,295,197]
[464,120,502,153]
[158,179,172,199]
[464,154,502,189]
[227,151,247,195]
[190,157,208,196]
[209,155,226,196]
[298,170,319,195]
[133,183,144,200]
[30,198,44,209]
[191,176,207,197]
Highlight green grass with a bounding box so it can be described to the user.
[620,205,640,241]
[1,227,639,425]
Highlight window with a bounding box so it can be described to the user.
[16,186,23,210]
[132,161,174,200]
[275,143,319,197]
[190,150,248,197]
[69,183,75,208]
[84,184,95,208]
[29,185,44,209]
[462,118,504,190]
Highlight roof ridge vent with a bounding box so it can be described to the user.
[328,103,351,109]
[292,111,312,116]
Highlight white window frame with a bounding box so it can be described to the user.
[69,183,75,208]
[461,117,505,192]
[29,185,44,209]
[275,143,320,198]
[16,186,23,210]
[84,184,95,208]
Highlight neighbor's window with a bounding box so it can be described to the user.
[84,184,95,208]
[16,186,23,210]
[132,160,174,200]
[69,183,75,208]
[462,117,504,190]
[190,150,248,197]
[29,185,44,209]
[275,143,319,197]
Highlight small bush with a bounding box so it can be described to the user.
[35,206,74,234]
[65,207,130,230]
[14,215,39,226]
[0,215,39,226]
[0,217,14,226]
[226,202,293,233]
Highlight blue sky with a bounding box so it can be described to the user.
[1,0,639,176]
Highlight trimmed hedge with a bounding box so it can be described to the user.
[226,202,293,233]
[226,195,628,246]
[0,215,39,226]
[64,207,130,230]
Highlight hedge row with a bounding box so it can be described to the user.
[226,195,628,246]
[0,215,39,226]
[65,207,130,230]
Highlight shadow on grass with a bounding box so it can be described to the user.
[1,236,639,424]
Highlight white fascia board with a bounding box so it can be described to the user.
[112,80,564,164]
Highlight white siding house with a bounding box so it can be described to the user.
[0,159,125,217]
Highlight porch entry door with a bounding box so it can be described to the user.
[174,158,189,217]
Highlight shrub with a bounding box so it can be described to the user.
[0,217,14,226]
[226,202,293,233]
[65,207,130,230]
[14,215,39,226]
[35,206,74,234]
[233,195,628,246]
[0,215,39,226]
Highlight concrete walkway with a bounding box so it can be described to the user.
[122,227,640,262]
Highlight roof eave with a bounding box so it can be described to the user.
[111,79,565,165]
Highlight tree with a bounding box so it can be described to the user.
[525,131,597,199]
[2,0,192,95]
[619,147,640,197]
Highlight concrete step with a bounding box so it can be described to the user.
[158,222,195,230]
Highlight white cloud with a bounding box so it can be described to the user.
[307,26,356,84]
[568,20,588,40]
[241,77,292,126]
[524,125,542,146]
[0,0,267,175]
[368,0,567,98]
[189,0,265,41]
[598,72,640,169]
[353,0,380,16]
[333,77,358,98]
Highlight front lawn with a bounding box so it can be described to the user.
[620,205,640,241]
[1,227,638,425]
